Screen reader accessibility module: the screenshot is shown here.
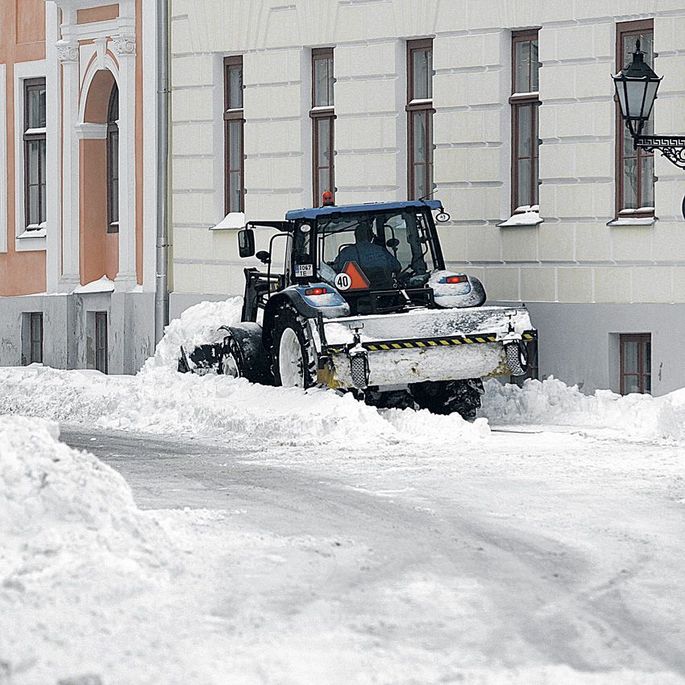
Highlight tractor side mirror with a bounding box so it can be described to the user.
[255,250,271,265]
[238,228,255,258]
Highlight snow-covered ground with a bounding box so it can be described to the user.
[1,298,684,684]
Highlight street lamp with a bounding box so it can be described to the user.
[612,39,685,169]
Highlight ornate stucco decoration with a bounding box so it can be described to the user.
[56,39,79,63]
[112,34,136,57]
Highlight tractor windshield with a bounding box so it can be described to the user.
[317,209,435,290]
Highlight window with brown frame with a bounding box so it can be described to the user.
[407,39,433,200]
[311,48,335,206]
[616,20,655,216]
[224,56,244,214]
[107,85,119,233]
[24,78,47,230]
[619,333,651,394]
[510,30,540,212]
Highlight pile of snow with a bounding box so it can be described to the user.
[0,416,174,682]
[482,377,685,442]
[0,365,488,450]
[144,297,243,372]
[0,415,170,581]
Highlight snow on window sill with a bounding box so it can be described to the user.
[607,217,656,227]
[211,212,246,230]
[498,205,543,228]
[18,223,47,239]
[607,210,656,227]
[73,277,116,294]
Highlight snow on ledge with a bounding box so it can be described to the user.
[73,277,116,294]
[607,216,657,227]
[498,205,544,228]
[211,212,246,230]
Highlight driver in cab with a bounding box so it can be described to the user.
[332,221,401,290]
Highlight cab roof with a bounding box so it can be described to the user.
[285,200,442,221]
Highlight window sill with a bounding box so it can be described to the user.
[211,212,245,230]
[498,206,543,228]
[607,216,656,227]
[16,227,46,251]
[18,227,47,239]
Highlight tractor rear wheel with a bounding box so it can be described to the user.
[270,306,316,388]
[411,379,484,421]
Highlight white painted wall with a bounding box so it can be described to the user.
[169,0,685,393]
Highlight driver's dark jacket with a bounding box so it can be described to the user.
[332,242,402,290]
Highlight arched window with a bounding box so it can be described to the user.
[107,85,119,233]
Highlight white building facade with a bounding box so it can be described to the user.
[169,0,685,396]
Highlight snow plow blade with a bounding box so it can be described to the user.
[312,305,535,390]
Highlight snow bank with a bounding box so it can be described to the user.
[0,416,173,682]
[482,377,685,442]
[144,297,243,372]
[0,365,488,450]
[0,415,169,581]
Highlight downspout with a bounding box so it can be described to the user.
[154,0,170,343]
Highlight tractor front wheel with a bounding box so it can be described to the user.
[270,306,316,388]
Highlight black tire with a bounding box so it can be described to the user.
[411,378,484,421]
[270,305,316,388]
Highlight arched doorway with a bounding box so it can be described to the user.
[79,69,119,285]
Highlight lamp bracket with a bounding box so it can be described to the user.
[635,135,685,169]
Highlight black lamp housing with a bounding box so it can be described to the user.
[612,39,662,138]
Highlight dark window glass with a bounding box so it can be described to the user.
[24,312,44,365]
[411,46,432,101]
[616,22,654,213]
[24,78,46,229]
[95,312,108,374]
[227,63,243,110]
[407,39,434,200]
[312,48,335,205]
[224,56,245,213]
[619,333,651,394]
[313,49,334,108]
[107,86,119,233]
[511,31,540,211]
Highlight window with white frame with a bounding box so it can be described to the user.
[23,78,47,231]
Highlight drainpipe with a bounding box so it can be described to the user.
[154,0,170,343]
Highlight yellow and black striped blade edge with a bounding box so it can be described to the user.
[327,330,536,354]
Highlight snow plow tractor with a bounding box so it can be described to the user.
[178,199,536,419]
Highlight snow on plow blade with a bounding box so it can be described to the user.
[314,306,535,389]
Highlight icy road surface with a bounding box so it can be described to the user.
[54,423,685,685]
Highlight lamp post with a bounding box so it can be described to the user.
[612,39,685,169]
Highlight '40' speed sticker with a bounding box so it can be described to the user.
[334,272,352,291]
